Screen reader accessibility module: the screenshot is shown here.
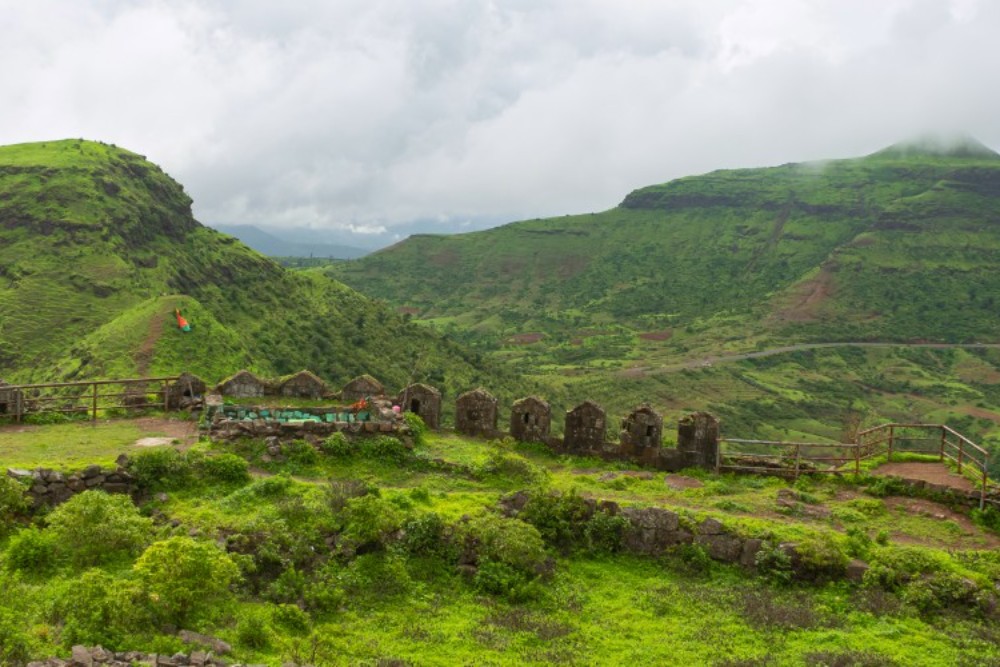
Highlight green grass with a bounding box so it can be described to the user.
[0,420,171,469]
[3,420,1000,664]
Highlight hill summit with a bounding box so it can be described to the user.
[867,133,1000,160]
[0,139,504,396]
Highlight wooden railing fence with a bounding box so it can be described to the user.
[720,423,992,509]
[0,377,180,423]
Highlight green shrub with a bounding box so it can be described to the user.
[795,534,849,578]
[518,490,591,552]
[341,553,412,599]
[47,491,153,567]
[408,486,432,504]
[584,511,628,554]
[56,568,152,648]
[235,607,271,649]
[267,566,307,604]
[866,476,909,498]
[0,607,35,666]
[400,512,455,560]
[320,432,352,457]
[462,514,548,575]
[342,495,405,545]
[129,448,192,489]
[358,436,410,463]
[754,542,793,585]
[224,474,294,508]
[971,506,1000,533]
[845,527,874,560]
[271,603,311,634]
[4,526,59,574]
[326,478,377,512]
[403,412,428,447]
[900,571,978,613]
[0,476,29,531]
[284,440,319,467]
[473,559,539,602]
[134,536,241,626]
[199,453,251,485]
[864,546,945,591]
[473,450,548,485]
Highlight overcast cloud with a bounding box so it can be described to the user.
[2,0,998,244]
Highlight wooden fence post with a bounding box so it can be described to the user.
[794,442,801,480]
[91,383,98,422]
[939,427,946,462]
[887,425,894,462]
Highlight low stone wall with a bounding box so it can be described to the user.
[877,474,1000,509]
[499,491,869,583]
[208,414,407,443]
[6,461,137,507]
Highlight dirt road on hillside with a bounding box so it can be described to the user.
[626,342,1000,377]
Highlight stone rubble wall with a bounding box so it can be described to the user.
[498,491,869,583]
[6,460,137,507]
[33,640,312,667]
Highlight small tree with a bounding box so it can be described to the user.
[47,491,153,567]
[134,536,241,627]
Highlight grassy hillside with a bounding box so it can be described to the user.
[331,139,1000,348]
[0,140,518,401]
[1,423,999,664]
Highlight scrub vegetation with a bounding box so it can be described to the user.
[2,423,1000,666]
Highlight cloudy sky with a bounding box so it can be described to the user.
[3,0,999,246]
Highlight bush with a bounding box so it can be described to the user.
[326,478,377,512]
[403,412,428,447]
[462,514,548,575]
[284,440,319,467]
[129,448,192,489]
[267,566,307,604]
[473,450,548,485]
[400,512,455,559]
[56,569,152,647]
[358,436,410,463]
[199,453,251,485]
[473,559,539,602]
[341,553,413,599]
[134,536,241,626]
[754,542,793,585]
[518,490,591,553]
[972,506,1000,533]
[235,607,271,649]
[0,476,29,530]
[0,607,35,666]
[4,526,59,574]
[320,432,352,457]
[47,491,153,567]
[795,533,849,579]
[342,495,404,545]
[271,603,311,634]
[584,511,628,554]
[224,474,294,508]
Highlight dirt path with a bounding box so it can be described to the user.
[132,417,199,446]
[872,461,977,492]
[134,312,166,377]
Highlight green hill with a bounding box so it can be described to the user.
[0,139,512,399]
[328,139,1000,465]
[331,139,1000,346]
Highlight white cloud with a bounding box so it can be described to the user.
[1,0,998,237]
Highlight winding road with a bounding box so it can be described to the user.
[646,341,1000,375]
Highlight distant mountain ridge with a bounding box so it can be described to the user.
[211,224,370,259]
